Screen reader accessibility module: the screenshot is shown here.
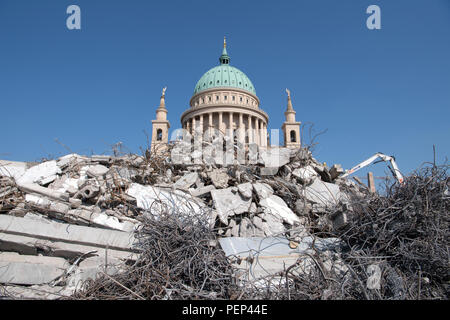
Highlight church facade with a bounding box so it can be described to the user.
[150,39,301,154]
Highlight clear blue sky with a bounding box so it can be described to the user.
[0,0,449,182]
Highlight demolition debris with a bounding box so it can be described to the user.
[0,144,448,300]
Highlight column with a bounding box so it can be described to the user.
[200,114,204,135]
[239,113,244,143]
[263,123,268,147]
[247,115,253,143]
[259,120,263,146]
[209,112,213,138]
[229,112,234,139]
[219,112,223,134]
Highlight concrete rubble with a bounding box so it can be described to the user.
[0,144,370,299]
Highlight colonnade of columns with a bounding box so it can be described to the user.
[182,112,268,148]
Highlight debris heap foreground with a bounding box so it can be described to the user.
[0,143,448,300]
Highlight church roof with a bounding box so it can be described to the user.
[193,39,256,96]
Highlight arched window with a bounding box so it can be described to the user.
[290,130,296,143]
[157,129,163,141]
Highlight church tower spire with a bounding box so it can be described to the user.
[151,87,170,153]
[282,88,301,149]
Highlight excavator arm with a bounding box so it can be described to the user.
[341,153,404,184]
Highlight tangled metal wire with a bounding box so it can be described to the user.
[237,163,449,300]
[70,162,448,300]
[71,204,237,300]
[331,163,449,299]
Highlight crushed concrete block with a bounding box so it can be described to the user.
[0,160,28,180]
[211,188,252,223]
[259,148,292,168]
[49,175,79,195]
[16,160,61,186]
[330,211,349,230]
[292,166,318,185]
[252,216,264,230]
[312,163,332,183]
[294,199,312,216]
[0,252,69,285]
[239,217,252,237]
[66,256,120,292]
[173,172,199,190]
[86,164,109,177]
[126,183,204,216]
[56,154,88,168]
[18,183,69,202]
[260,167,279,176]
[259,195,301,225]
[329,164,344,180]
[237,182,252,199]
[189,185,216,197]
[303,178,344,209]
[252,183,274,200]
[208,169,229,189]
[259,212,285,236]
[366,264,382,290]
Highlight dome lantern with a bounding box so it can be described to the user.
[219,36,230,65]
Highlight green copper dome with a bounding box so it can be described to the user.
[193,41,256,96]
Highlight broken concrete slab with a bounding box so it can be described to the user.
[0,284,74,300]
[18,183,69,202]
[86,164,109,177]
[0,252,69,285]
[189,185,216,197]
[208,169,229,189]
[0,232,137,261]
[56,154,89,169]
[237,183,252,199]
[260,167,279,176]
[0,215,136,253]
[329,164,344,180]
[259,147,292,168]
[303,178,344,209]
[252,183,274,201]
[292,166,318,185]
[48,175,79,195]
[173,172,199,190]
[66,256,121,292]
[0,160,28,180]
[259,212,286,236]
[218,236,343,283]
[16,160,61,186]
[294,199,312,216]
[210,188,252,224]
[126,183,204,216]
[259,195,301,225]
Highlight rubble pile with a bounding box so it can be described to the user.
[0,144,448,300]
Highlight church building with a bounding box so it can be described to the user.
[150,38,301,154]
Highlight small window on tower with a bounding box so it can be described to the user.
[232,96,235,101]
[290,130,296,143]
[209,96,212,102]
[216,96,219,101]
[157,129,163,141]
[224,96,227,100]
